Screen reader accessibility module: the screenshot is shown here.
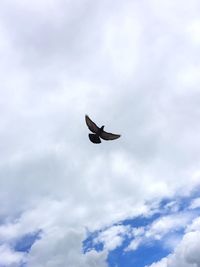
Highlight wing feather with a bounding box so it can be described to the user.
[100,131,121,140]
[85,115,99,133]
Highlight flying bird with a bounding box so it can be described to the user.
[85,115,121,144]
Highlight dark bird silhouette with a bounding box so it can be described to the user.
[85,115,121,144]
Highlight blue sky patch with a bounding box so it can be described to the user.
[107,239,169,267]
[14,230,42,253]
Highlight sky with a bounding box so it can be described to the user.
[0,0,200,266]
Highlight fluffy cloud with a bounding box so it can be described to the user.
[94,225,130,251]
[0,0,200,266]
[189,198,200,209]
[27,228,108,267]
[147,216,200,267]
[125,211,195,252]
[0,245,24,267]
[146,213,194,239]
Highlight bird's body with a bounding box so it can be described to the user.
[88,126,104,143]
[85,115,120,144]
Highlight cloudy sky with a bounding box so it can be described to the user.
[1,0,200,266]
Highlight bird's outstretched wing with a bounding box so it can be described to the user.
[100,131,121,140]
[85,115,99,133]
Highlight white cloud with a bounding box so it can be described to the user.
[146,257,168,267]
[126,211,195,252]
[146,213,193,239]
[126,237,143,251]
[147,216,200,267]
[187,19,200,45]
[186,216,200,232]
[0,0,200,266]
[189,198,200,209]
[94,225,130,251]
[27,228,108,267]
[0,245,24,266]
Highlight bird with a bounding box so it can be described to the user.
[85,115,121,144]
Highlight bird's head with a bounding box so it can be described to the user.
[100,126,105,131]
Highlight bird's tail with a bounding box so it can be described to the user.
[89,134,101,144]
